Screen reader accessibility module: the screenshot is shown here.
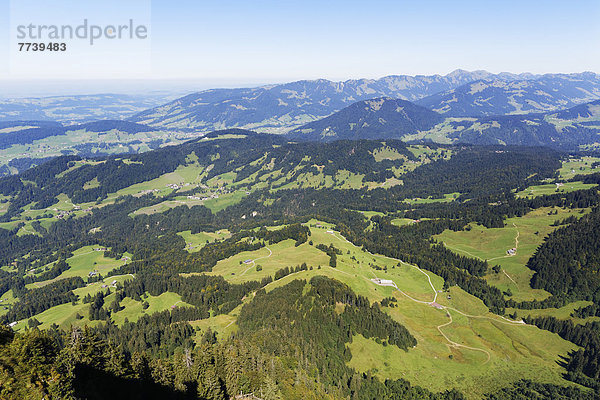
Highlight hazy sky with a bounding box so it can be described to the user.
[1,0,599,94]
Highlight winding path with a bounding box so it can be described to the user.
[105,274,135,281]
[329,228,526,363]
[240,247,272,276]
[224,320,235,328]
[443,245,484,261]
[436,311,492,363]
[503,270,518,287]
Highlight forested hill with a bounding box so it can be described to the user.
[0,130,562,221]
[0,120,157,151]
[554,99,600,119]
[529,206,600,302]
[3,72,600,179]
[289,98,600,150]
[288,97,443,142]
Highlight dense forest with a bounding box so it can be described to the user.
[528,207,600,303]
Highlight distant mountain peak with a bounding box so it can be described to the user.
[446,69,490,78]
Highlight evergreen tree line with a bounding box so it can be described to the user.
[527,207,600,304]
[1,277,85,323]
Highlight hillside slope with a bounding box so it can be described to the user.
[288,98,443,141]
[416,73,600,117]
[130,70,535,132]
[291,98,600,150]
[0,120,199,177]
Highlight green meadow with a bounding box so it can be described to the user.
[178,229,232,252]
[13,275,135,330]
[28,245,128,288]
[202,190,248,213]
[505,300,600,325]
[403,192,460,205]
[435,207,589,302]
[111,292,192,325]
[189,314,238,343]
[391,217,417,226]
[133,197,206,215]
[203,237,330,285]
[0,290,16,317]
[516,181,596,198]
[558,156,600,179]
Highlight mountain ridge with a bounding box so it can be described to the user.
[290,97,600,149]
[416,73,600,117]
[130,70,570,132]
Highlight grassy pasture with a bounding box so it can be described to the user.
[103,163,205,202]
[506,300,600,325]
[372,146,407,162]
[28,245,128,288]
[132,197,206,215]
[391,217,416,226]
[204,238,330,284]
[0,200,8,216]
[516,181,596,198]
[111,292,192,325]
[178,230,232,252]
[202,190,248,213]
[558,156,600,179]
[355,210,385,218]
[435,207,588,302]
[13,274,135,330]
[189,314,238,343]
[403,192,460,205]
[0,290,16,317]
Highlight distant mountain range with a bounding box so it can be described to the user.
[2,70,600,176]
[130,70,552,132]
[416,73,600,116]
[289,97,600,149]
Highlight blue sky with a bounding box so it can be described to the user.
[148,0,600,80]
[1,0,599,93]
